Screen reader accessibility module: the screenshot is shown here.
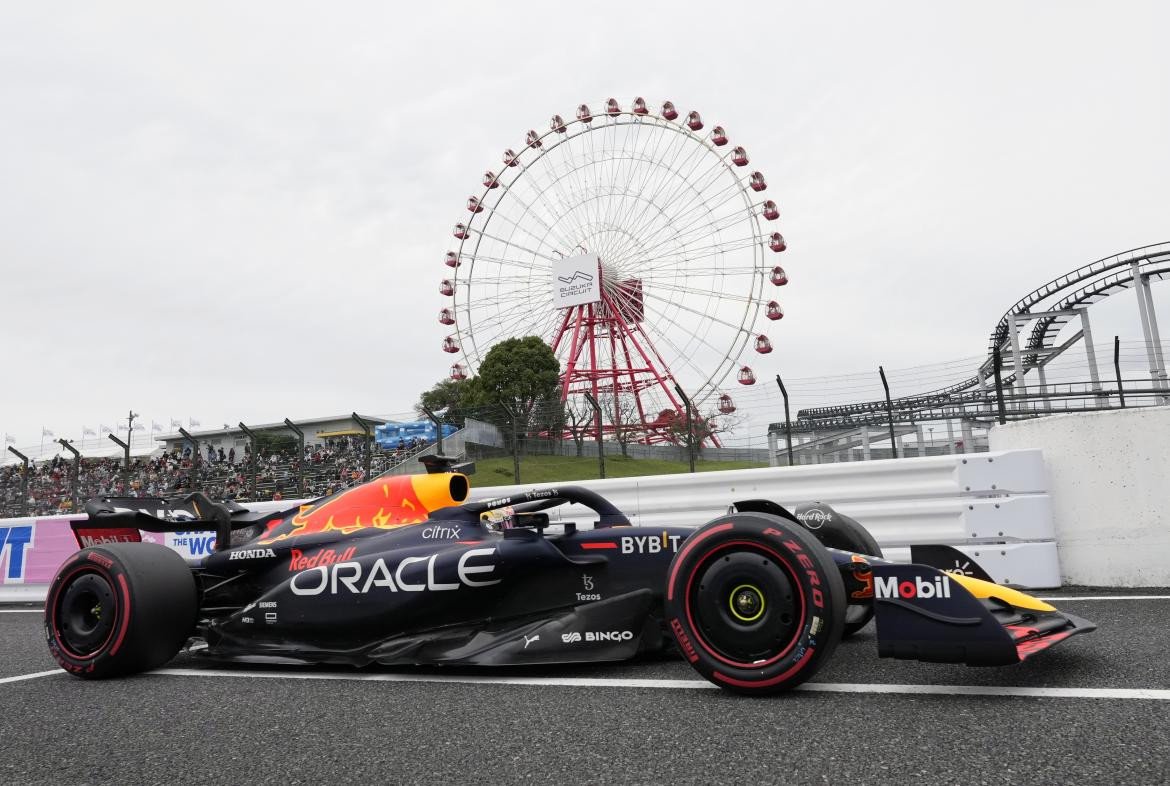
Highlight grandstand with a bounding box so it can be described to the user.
[1,419,435,519]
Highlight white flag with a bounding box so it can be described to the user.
[152,422,163,432]
[170,418,182,428]
[189,417,201,427]
[3,434,15,444]
[42,428,54,438]
[100,424,112,434]
[83,426,96,436]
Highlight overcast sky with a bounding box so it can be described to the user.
[1,1,1167,453]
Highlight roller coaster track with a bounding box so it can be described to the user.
[788,243,1170,432]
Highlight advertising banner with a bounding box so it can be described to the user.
[0,514,218,599]
[551,254,601,307]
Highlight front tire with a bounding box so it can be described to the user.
[665,513,846,695]
[45,543,197,679]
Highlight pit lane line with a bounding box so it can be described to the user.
[4,667,1169,700]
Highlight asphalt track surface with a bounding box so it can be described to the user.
[3,591,1169,786]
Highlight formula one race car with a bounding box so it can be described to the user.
[45,458,1095,694]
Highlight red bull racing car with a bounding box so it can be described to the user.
[45,457,1094,694]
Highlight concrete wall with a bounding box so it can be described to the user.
[989,407,1170,586]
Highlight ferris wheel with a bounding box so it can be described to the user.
[439,97,788,443]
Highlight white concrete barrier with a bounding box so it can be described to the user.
[471,450,1060,587]
[0,449,1064,601]
[990,407,1170,586]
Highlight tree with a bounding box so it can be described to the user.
[665,408,735,455]
[564,401,593,457]
[474,337,560,479]
[477,336,560,432]
[601,393,640,457]
[415,377,480,426]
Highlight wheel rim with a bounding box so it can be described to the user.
[57,572,116,657]
[688,545,802,665]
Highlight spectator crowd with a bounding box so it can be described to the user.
[0,435,431,518]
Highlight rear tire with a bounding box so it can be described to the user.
[665,513,846,695]
[45,543,197,679]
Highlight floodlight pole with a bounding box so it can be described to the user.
[775,374,794,467]
[673,384,696,473]
[238,423,259,500]
[284,418,305,497]
[178,428,200,491]
[7,447,30,517]
[58,439,81,511]
[583,392,605,479]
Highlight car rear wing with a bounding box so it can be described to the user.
[73,493,289,553]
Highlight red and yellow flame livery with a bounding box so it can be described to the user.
[260,473,469,544]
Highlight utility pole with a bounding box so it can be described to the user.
[178,428,200,492]
[583,392,605,479]
[500,404,522,484]
[58,439,81,511]
[1114,336,1126,408]
[991,349,1008,425]
[673,384,697,473]
[421,406,446,456]
[107,432,131,490]
[878,366,898,458]
[351,413,373,479]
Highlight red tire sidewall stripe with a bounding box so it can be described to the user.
[682,539,808,670]
[712,647,816,689]
[47,562,123,662]
[109,574,132,656]
[667,522,733,601]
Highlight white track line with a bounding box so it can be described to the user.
[1036,596,1170,601]
[150,668,1170,700]
[0,670,60,685]
[0,609,42,614]
[5,667,1169,700]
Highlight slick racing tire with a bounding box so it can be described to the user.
[664,513,846,695]
[45,542,197,679]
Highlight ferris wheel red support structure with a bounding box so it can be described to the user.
[549,274,720,445]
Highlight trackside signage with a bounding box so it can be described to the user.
[551,254,601,307]
[874,574,952,600]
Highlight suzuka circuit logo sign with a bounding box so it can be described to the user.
[551,254,601,307]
